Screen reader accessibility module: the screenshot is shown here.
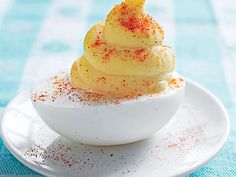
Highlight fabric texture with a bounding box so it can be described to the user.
[0,0,236,176]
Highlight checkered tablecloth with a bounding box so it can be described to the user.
[0,0,236,176]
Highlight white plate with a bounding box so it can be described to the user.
[0,80,230,177]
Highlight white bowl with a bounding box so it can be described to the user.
[31,73,185,145]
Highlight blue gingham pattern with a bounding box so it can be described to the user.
[0,0,236,176]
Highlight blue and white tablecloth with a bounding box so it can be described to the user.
[0,0,236,176]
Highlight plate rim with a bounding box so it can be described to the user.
[0,79,230,177]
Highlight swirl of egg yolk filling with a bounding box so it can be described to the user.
[71,0,175,97]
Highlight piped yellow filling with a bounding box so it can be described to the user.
[71,0,176,97]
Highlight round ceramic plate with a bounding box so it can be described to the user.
[0,80,230,177]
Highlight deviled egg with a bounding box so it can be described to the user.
[32,0,185,145]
